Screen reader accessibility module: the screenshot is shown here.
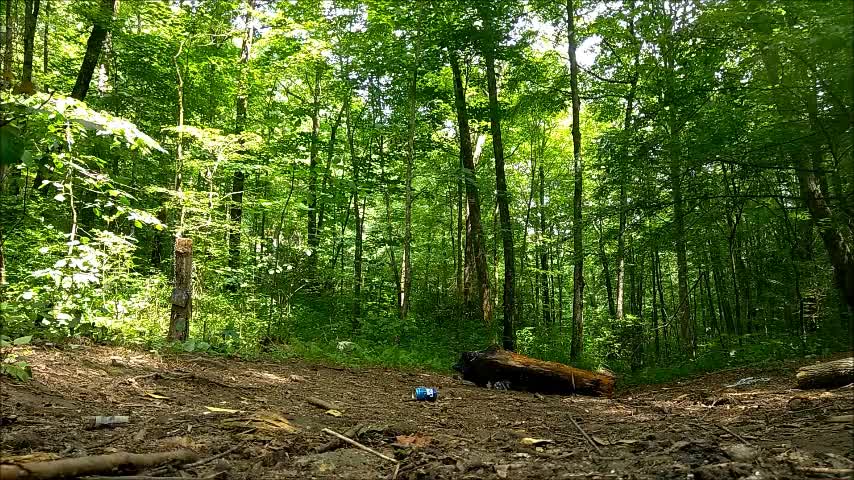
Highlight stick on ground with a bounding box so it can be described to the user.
[321,428,398,464]
[717,423,752,446]
[569,415,602,455]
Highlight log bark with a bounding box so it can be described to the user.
[454,347,615,397]
[168,237,192,342]
[0,450,197,480]
[796,357,854,390]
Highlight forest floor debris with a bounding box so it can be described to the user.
[1,346,852,479]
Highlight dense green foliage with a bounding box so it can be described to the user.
[1,0,851,379]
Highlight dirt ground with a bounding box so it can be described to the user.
[1,345,852,479]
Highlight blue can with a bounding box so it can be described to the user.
[412,387,438,402]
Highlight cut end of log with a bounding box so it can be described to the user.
[175,237,193,254]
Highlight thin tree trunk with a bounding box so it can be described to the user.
[650,249,660,359]
[71,0,116,100]
[306,64,322,283]
[567,0,584,361]
[41,0,47,74]
[597,221,615,319]
[450,51,492,327]
[227,0,254,291]
[400,33,418,320]
[663,3,691,351]
[479,6,516,349]
[346,94,363,330]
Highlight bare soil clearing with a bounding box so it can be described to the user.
[1,346,852,479]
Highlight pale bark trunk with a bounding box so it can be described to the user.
[168,238,192,341]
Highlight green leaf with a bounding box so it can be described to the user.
[13,336,32,346]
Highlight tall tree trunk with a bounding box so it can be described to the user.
[345,94,363,330]
[450,51,493,328]
[567,0,584,361]
[400,37,418,320]
[227,0,254,291]
[479,6,516,350]
[306,64,322,283]
[16,0,39,93]
[71,0,116,100]
[2,0,13,86]
[663,2,692,351]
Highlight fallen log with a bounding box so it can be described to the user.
[0,450,197,480]
[454,347,615,398]
[795,357,854,390]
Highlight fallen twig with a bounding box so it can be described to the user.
[184,443,245,469]
[307,396,340,411]
[797,466,854,476]
[0,450,197,480]
[147,442,244,476]
[569,415,602,455]
[321,428,398,464]
[717,423,752,446]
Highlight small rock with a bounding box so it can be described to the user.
[722,444,758,463]
[495,464,510,478]
[693,462,753,480]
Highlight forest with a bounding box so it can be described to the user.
[1,1,853,479]
[1,0,852,378]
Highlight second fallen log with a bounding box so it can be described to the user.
[796,357,854,390]
[454,347,615,397]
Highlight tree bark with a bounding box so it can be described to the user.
[16,0,39,93]
[70,0,116,100]
[168,237,192,342]
[567,0,584,361]
[450,51,492,327]
[2,0,13,87]
[455,347,615,397]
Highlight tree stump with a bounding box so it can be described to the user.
[454,346,616,397]
[796,357,854,389]
[168,237,192,341]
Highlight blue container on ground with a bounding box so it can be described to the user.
[412,387,438,401]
